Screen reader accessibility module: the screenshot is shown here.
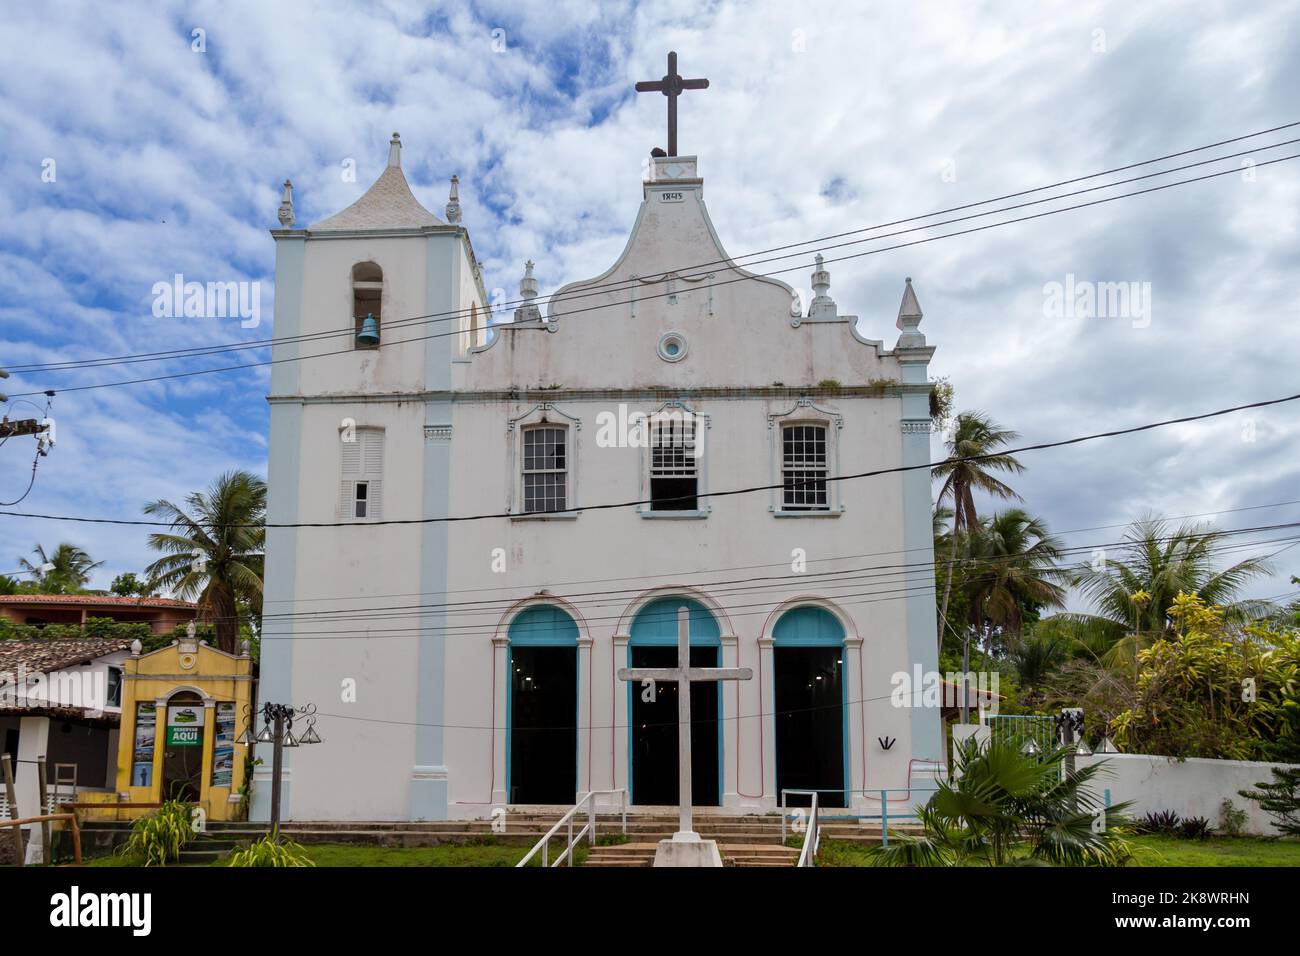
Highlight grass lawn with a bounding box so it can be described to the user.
[1127,835,1300,866]
[78,834,1300,867]
[816,835,1300,867]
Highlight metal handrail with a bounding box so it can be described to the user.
[795,791,820,867]
[515,789,628,868]
[780,786,942,846]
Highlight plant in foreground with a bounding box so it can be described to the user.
[1240,767,1300,837]
[227,831,314,867]
[118,800,194,866]
[872,736,1134,867]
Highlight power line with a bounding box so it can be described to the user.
[256,495,1300,607]
[4,389,1296,528]
[75,523,1298,637]
[251,522,1300,630]
[9,121,1299,376]
[7,149,1300,399]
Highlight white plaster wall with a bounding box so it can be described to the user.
[440,392,923,817]
[274,399,428,820]
[294,234,444,397]
[1078,753,1300,836]
[266,159,935,820]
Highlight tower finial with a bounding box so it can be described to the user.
[445,175,462,224]
[895,276,925,347]
[277,179,295,226]
[807,253,836,319]
[388,132,402,168]
[514,260,542,323]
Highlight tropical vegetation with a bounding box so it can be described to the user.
[870,736,1134,866]
[931,403,1299,762]
[143,469,266,654]
[117,799,194,866]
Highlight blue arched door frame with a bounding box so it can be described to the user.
[506,604,579,801]
[627,597,723,805]
[771,605,850,804]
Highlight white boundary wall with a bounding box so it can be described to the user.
[1077,753,1299,836]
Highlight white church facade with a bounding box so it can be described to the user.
[254,131,943,822]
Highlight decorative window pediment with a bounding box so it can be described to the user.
[507,404,581,518]
[767,399,843,517]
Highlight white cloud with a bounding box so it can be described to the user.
[1,0,1296,599]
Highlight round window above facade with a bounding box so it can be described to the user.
[657,331,688,363]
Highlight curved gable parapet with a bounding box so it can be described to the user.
[545,179,797,325]
[461,164,905,390]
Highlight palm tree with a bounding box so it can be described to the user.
[871,736,1134,866]
[964,509,1068,638]
[143,470,266,654]
[1052,515,1273,669]
[17,543,103,593]
[932,412,1025,649]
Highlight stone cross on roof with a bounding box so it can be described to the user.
[617,605,750,866]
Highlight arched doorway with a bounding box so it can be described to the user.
[161,691,206,803]
[773,606,846,808]
[508,605,578,804]
[628,597,721,806]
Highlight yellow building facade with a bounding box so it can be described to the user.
[79,636,255,822]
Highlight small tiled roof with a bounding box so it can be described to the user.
[0,639,133,680]
[310,165,443,231]
[0,594,195,610]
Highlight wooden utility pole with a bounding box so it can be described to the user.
[1,754,24,862]
[0,418,44,439]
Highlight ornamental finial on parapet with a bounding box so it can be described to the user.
[807,253,837,319]
[514,260,542,323]
[445,175,462,224]
[277,179,295,226]
[895,276,925,348]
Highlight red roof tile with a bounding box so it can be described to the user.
[0,594,195,610]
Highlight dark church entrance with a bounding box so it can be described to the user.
[630,645,720,806]
[775,646,845,808]
[509,645,577,804]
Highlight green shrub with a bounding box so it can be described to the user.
[1219,799,1248,837]
[1136,810,1181,835]
[119,800,194,866]
[1240,767,1300,836]
[227,832,314,867]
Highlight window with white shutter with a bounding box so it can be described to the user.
[339,427,384,521]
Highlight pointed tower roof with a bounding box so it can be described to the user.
[310,133,445,231]
[896,276,923,327]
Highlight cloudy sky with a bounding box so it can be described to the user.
[1,0,1297,605]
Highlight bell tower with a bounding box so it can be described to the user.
[255,133,487,823]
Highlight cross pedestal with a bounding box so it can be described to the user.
[617,606,751,867]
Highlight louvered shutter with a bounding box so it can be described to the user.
[338,428,384,520]
[363,428,384,520]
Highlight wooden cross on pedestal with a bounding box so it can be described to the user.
[635,51,709,158]
[617,606,751,839]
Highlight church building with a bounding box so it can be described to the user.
[255,86,943,822]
